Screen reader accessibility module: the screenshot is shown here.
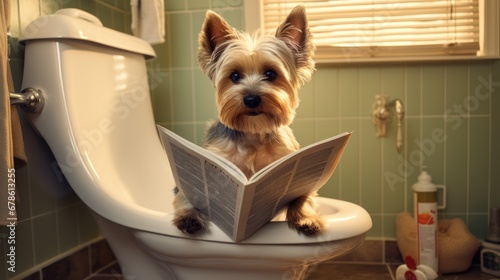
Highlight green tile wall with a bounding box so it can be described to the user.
[3,0,499,278]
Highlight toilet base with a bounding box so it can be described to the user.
[163,263,311,280]
[93,208,366,280]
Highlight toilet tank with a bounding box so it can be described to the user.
[18,9,175,216]
[19,8,155,59]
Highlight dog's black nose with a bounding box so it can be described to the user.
[243,95,261,108]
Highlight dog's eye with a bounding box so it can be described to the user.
[230,72,241,83]
[264,70,277,81]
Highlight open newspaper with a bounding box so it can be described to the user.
[157,125,351,242]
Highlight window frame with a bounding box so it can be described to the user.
[244,0,500,64]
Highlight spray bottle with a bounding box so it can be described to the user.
[396,170,445,280]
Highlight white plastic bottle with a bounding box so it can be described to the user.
[412,171,439,274]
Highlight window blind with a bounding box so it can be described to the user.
[262,0,480,60]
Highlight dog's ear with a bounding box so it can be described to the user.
[198,10,237,77]
[199,10,236,53]
[275,5,315,83]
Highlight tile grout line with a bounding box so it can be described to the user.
[487,62,492,221]
[466,62,471,226]
[85,260,121,280]
[357,66,362,208]
[386,263,396,280]
[443,64,447,214]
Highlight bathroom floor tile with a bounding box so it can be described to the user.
[85,260,495,280]
[42,248,90,280]
[85,276,124,280]
[436,268,495,280]
[389,264,495,280]
[97,262,122,275]
[306,263,393,279]
[84,261,122,280]
[90,240,118,273]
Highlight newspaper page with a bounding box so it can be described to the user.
[157,125,249,239]
[157,125,351,241]
[240,133,351,238]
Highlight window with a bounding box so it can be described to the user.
[244,0,499,63]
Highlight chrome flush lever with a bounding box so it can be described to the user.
[372,95,404,153]
[10,88,45,112]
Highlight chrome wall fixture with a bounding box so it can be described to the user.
[9,88,44,112]
[7,32,44,112]
[372,95,404,153]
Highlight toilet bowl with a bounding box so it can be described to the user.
[19,9,372,280]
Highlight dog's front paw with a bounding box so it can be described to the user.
[291,217,325,236]
[173,209,209,235]
[286,194,325,236]
[178,216,204,234]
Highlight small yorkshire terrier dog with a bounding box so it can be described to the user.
[173,5,323,236]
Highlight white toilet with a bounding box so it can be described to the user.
[19,9,372,280]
